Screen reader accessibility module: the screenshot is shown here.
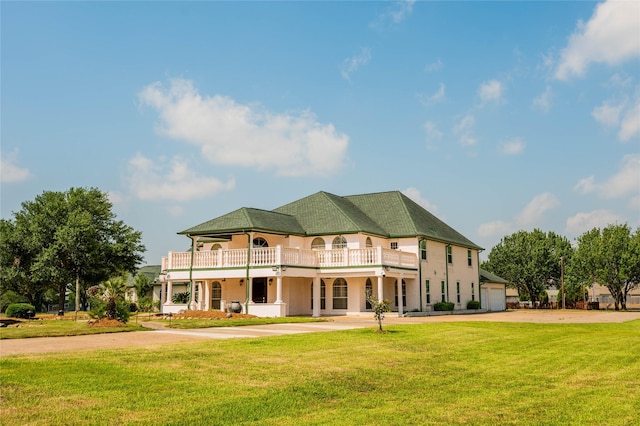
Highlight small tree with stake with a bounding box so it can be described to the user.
[365,290,391,333]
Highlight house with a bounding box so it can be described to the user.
[125,265,162,306]
[159,190,486,317]
[479,269,507,311]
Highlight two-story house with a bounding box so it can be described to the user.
[159,190,485,317]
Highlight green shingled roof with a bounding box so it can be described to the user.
[273,191,388,236]
[480,268,509,284]
[346,191,482,249]
[178,190,482,250]
[179,207,306,236]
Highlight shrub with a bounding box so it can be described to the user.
[5,303,36,319]
[467,300,481,309]
[0,291,29,313]
[172,291,190,304]
[89,299,131,323]
[433,302,455,311]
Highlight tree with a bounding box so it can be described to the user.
[0,188,145,314]
[571,224,640,310]
[482,229,573,302]
[365,290,391,332]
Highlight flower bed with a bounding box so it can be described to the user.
[170,310,257,320]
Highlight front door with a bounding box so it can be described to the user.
[252,277,267,303]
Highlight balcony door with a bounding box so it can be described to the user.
[252,277,268,303]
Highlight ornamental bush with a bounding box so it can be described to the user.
[5,303,36,319]
[433,302,455,311]
[467,300,481,309]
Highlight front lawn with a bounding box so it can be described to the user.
[0,318,148,339]
[1,320,638,425]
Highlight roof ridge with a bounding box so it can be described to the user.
[395,192,420,236]
[321,191,372,234]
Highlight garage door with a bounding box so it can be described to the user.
[489,288,505,311]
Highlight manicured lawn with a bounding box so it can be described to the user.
[159,316,327,329]
[1,320,639,425]
[0,319,148,339]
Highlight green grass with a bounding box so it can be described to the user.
[1,320,639,425]
[161,316,327,329]
[0,319,148,339]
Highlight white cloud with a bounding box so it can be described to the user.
[477,192,559,237]
[532,86,554,113]
[500,138,525,155]
[592,99,625,127]
[341,47,372,81]
[424,59,443,73]
[477,220,513,238]
[424,121,443,149]
[574,153,640,201]
[417,83,446,106]
[555,0,640,80]
[619,97,640,141]
[0,150,32,183]
[516,192,560,227]
[403,187,439,216]
[374,0,416,26]
[478,79,504,103]
[565,210,623,235]
[139,79,349,176]
[453,113,477,146]
[126,153,235,202]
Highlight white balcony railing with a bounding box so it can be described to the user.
[162,246,417,271]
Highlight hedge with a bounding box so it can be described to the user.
[5,303,36,319]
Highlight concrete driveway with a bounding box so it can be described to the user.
[1,310,638,357]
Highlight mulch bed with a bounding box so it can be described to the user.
[88,318,126,327]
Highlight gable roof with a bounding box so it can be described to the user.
[178,190,482,250]
[480,268,509,284]
[179,207,306,236]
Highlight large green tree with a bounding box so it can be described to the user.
[571,224,640,310]
[482,229,573,302]
[0,188,145,314]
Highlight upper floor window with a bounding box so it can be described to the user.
[467,250,472,267]
[390,242,398,250]
[311,237,326,250]
[252,237,269,248]
[332,236,347,249]
[420,240,427,260]
[366,237,373,248]
[447,246,453,264]
[211,243,222,251]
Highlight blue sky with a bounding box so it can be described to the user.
[2,0,639,264]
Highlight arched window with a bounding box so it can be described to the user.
[252,237,269,248]
[365,278,373,310]
[311,237,326,250]
[310,280,326,310]
[333,278,348,310]
[366,237,372,248]
[211,281,222,310]
[211,243,222,251]
[394,279,407,307]
[332,236,347,249]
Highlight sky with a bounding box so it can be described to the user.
[2,0,639,265]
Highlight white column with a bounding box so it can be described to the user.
[247,279,254,304]
[275,275,283,304]
[377,275,384,303]
[198,282,204,310]
[204,282,210,311]
[165,281,173,304]
[312,277,321,317]
[397,276,404,317]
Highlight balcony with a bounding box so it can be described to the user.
[162,246,417,272]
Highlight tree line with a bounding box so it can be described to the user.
[481,226,640,310]
[0,187,145,314]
